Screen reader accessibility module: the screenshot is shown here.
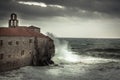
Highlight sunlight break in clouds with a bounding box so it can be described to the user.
[18,1,65,9]
[18,1,47,7]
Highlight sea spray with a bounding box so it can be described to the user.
[46,32,119,64]
[46,32,80,63]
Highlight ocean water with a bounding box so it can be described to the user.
[0,38,120,80]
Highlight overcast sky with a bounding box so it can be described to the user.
[0,0,120,38]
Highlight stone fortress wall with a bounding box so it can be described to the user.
[0,36,35,71]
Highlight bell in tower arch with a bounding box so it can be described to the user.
[9,13,19,28]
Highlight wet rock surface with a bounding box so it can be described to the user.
[33,37,55,66]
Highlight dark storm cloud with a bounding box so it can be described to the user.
[0,0,120,20]
[0,0,67,20]
[18,0,120,16]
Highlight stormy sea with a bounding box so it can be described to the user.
[0,37,120,80]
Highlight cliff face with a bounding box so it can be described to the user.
[32,37,55,66]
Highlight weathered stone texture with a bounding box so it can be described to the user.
[0,36,55,72]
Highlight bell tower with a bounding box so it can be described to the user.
[9,13,19,28]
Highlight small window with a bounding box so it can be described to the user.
[0,40,3,46]
[29,52,32,54]
[8,41,12,45]
[16,41,19,45]
[8,55,11,58]
[0,54,3,60]
[21,50,24,56]
[29,39,32,43]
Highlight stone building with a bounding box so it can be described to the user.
[0,13,55,72]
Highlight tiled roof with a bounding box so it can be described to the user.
[0,27,46,37]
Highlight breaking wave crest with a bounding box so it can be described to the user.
[46,32,80,63]
[46,33,119,64]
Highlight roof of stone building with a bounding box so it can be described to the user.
[45,36,54,41]
[29,26,40,29]
[0,27,46,37]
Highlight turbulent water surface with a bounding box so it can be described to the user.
[0,38,120,80]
